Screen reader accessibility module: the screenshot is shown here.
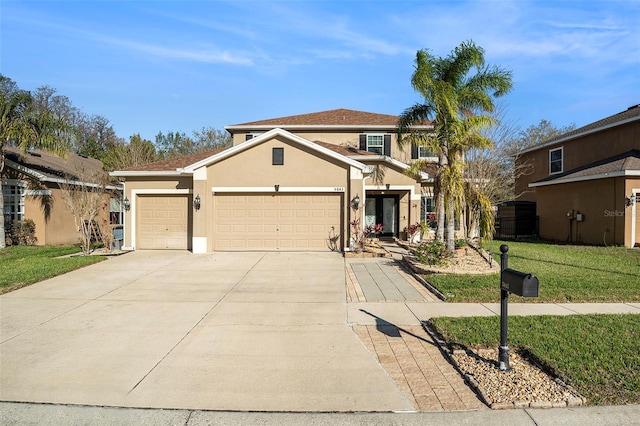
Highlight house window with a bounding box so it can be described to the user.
[549,147,563,174]
[272,147,284,165]
[421,195,435,226]
[110,197,123,225]
[245,132,263,141]
[366,135,384,155]
[360,134,391,156]
[418,146,436,159]
[2,179,25,228]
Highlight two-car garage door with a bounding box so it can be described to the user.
[214,193,341,251]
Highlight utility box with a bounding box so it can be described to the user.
[501,268,539,297]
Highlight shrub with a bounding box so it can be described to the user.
[6,219,38,246]
[415,239,448,265]
[455,239,467,249]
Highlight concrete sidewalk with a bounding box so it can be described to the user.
[2,401,640,425]
[348,300,640,326]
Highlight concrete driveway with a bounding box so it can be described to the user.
[0,251,415,412]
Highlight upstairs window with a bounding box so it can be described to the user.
[366,135,384,155]
[272,147,284,165]
[549,147,563,174]
[418,146,436,159]
[359,134,391,156]
[245,132,264,141]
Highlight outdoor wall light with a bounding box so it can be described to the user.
[625,194,636,207]
[194,194,201,210]
[386,183,391,191]
[351,194,360,210]
[275,184,280,192]
[123,196,130,211]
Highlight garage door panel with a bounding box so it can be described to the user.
[137,195,189,250]
[214,193,340,251]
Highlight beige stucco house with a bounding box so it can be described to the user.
[2,146,119,246]
[112,109,434,253]
[514,104,640,247]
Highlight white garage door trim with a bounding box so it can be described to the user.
[213,192,342,251]
[212,186,345,193]
[128,189,190,250]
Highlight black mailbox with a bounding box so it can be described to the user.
[501,268,539,297]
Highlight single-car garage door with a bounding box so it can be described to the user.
[214,193,341,251]
[137,195,190,249]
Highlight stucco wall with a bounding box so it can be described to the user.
[516,119,639,202]
[121,176,194,249]
[536,177,631,246]
[24,186,110,246]
[233,130,414,163]
[209,136,349,187]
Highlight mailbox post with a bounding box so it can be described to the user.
[499,245,511,371]
[498,244,539,372]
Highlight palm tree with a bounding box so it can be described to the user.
[397,41,513,252]
[1,75,74,248]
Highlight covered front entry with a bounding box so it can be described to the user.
[213,193,342,251]
[364,195,399,237]
[136,195,190,249]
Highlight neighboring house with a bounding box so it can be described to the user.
[514,104,640,247]
[2,146,121,246]
[111,109,434,253]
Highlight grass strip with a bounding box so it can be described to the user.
[0,245,106,293]
[423,240,640,303]
[429,314,640,406]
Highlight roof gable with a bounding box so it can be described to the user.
[184,128,371,172]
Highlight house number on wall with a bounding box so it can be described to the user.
[334,187,345,192]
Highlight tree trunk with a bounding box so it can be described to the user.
[0,152,5,249]
[436,187,445,241]
[435,152,447,242]
[446,198,456,253]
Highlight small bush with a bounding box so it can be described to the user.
[6,219,38,246]
[455,239,467,249]
[415,239,448,265]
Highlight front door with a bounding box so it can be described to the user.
[364,195,398,237]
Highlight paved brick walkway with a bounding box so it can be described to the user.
[346,255,485,412]
[353,324,486,411]
[346,259,438,303]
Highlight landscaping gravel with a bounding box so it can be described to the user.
[451,348,586,409]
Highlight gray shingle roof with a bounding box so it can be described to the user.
[544,104,640,145]
[3,146,105,182]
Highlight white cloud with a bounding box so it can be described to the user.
[97,36,255,66]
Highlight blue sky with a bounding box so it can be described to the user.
[2,0,639,143]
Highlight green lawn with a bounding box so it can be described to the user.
[423,240,640,303]
[0,245,106,293]
[429,314,640,406]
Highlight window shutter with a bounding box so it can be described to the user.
[383,134,391,156]
[411,143,418,159]
[359,134,366,151]
[245,134,254,141]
